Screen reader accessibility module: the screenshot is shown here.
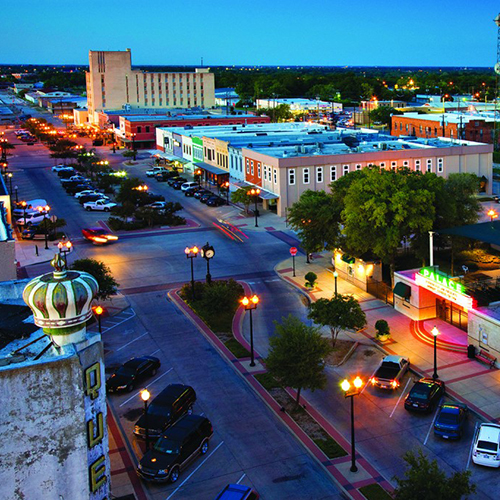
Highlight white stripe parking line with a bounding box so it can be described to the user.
[119,368,173,407]
[150,349,161,356]
[236,473,246,484]
[166,441,224,500]
[467,423,479,470]
[390,378,412,418]
[423,399,442,445]
[116,332,148,351]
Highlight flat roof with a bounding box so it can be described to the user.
[125,114,256,122]
[397,112,496,124]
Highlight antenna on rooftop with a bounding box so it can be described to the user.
[201,57,204,68]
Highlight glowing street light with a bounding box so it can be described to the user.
[487,209,498,222]
[341,376,363,473]
[141,389,151,450]
[431,326,440,380]
[241,295,260,366]
[248,188,261,227]
[185,246,199,299]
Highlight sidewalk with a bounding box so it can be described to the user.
[276,252,500,423]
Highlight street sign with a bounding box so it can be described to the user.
[290,247,298,256]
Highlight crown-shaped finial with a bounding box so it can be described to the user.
[51,253,66,275]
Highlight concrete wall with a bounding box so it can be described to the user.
[0,239,16,281]
[393,272,437,321]
[468,308,500,366]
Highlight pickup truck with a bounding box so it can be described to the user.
[146,166,168,177]
[83,200,117,212]
[370,355,410,389]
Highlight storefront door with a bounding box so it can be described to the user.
[436,299,468,331]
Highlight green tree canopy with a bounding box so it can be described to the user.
[231,186,253,213]
[308,294,367,346]
[70,258,119,301]
[266,315,332,406]
[394,449,475,500]
[369,106,403,127]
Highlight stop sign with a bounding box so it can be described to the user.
[290,247,298,256]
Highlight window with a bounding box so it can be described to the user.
[316,166,323,183]
[403,160,409,167]
[415,159,421,171]
[145,126,150,133]
[355,164,361,171]
[303,168,310,184]
[137,126,142,133]
[251,161,254,176]
[288,169,295,185]
[274,169,277,184]
[391,161,397,170]
[437,158,444,173]
[246,159,249,174]
[426,159,432,172]
[263,165,267,181]
[257,164,261,178]
[330,165,337,181]
[343,165,349,175]
[380,162,385,168]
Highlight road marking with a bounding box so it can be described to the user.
[150,349,161,356]
[360,366,379,395]
[423,398,442,445]
[467,423,479,470]
[165,441,224,500]
[116,332,148,351]
[236,473,246,484]
[119,368,173,407]
[390,378,412,418]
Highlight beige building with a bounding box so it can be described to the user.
[86,49,215,125]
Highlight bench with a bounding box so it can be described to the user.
[476,349,497,369]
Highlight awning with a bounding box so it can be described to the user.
[145,149,162,156]
[341,254,355,264]
[393,282,411,298]
[196,161,228,176]
[233,181,279,199]
[437,221,500,247]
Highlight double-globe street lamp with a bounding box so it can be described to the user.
[222,181,230,205]
[241,295,259,367]
[341,376,363,473]
[37,204,51,250]
[57,237,72,269]
[431,325,440,380]
[248,188,261,227]
[185,246,199,299]
[141,389,151,451]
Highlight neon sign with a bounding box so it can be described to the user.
[415,268,474,310]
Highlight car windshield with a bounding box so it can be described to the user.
[437,412,458,425]
[410,384,431,401]
[116,366,135,377]
[477,440,498,452]
[149,404,170,417]
[154,438,180,454]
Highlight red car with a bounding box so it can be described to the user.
[81,227,119,244]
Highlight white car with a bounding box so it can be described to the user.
[146,167,167,177]
[146,201,169,210]
[12,199,48,218]
[472,423,500,467]
[16,212,49,226]
[52,165,73,172]
[75,190,101,199]
[181,182,198,191]
[83,200,117,212]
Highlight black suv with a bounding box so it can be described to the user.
[134,384,196,439]
[106,356,161,393]
[404,378,445,412]
[167,176,187,187]
[137,414,213,483]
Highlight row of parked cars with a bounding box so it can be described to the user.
[164,176,226,207]
[106,356,259,497]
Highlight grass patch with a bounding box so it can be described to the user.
[224,338,250,358]
[313,436,348,459]
[359,483,393,500]
[255,372,282,391]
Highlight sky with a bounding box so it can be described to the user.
[2,0,500,67]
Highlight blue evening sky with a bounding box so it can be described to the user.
[2,0,499,66]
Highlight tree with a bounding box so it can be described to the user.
[308,294,366,347]
[287,190,341,258]
[123,149,137,161]
[265,315,332,406]
[231,186,253,213]
[70,258,119,301]
[394,449,475,500]
[369,106,402,128]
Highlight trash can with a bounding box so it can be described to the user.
[467,344,476,359]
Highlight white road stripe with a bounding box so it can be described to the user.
[423,398,442,445]
[119,368,173,407]
[236,473,246,484]
[150,349,161,356]
[165,441,224,500]
[390,378,412,418]
[116,332,148,351]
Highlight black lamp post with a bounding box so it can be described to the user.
[20,201,27,226]
[341,376,363,473]
[200,242,215,284]
[334,271,338,296]
[431,326,439,380]
[249,188,261,227]
[7,172,13,194]
[93,305,103,334]
[58,237,72,269]
[141,389,151,450]
[131,133,136,158]
[185,246,199,299]
[222,181,230,205]
[241,295,259,367]
[195,168,202,187]
[38,205,50,250]
[14,185,18,203]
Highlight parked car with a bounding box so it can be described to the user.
[167,176,187,187]
[79,193,110,205]
[57,168,76,178]
[75,189,101,199]
[184,187,199,197]
[200,192,214,204]
[61,175,88,184]
[206,196,225,207]
[214,484,259,500]
[181,181,198,192]
[155,171,171,182]
[81,227,119,244]
[84,200,117,212]
[472,423,500,467]
[146,201,170,210]
[66,183,94,195]
[369,355,410,390]
[404,378,445,412]
[52,164,73,172]
[145,192,166,202]
[16,212,49,226]
[136,414,213,482]
[21,226,45,240]
[194,189,211,200]
[434,402,468,439]
[134,384,196,439]
[146,166,168,177]
[12,199,48,218]
[106,356,161,393]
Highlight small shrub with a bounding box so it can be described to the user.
[375,319,390,338]
[305,271,317,288]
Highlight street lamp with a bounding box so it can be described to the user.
[20,200,27,226]
[241,295,259,367]
[37,204,50,250]
[195,168,203,187]
[57,237,72,269]
[185,246,199,299]
[249,188,261,227]
[14,185,18,203]
[487,209,498,222]
[93,305,104,334]
[333,271,338,296]
[131,132,136,157]
[222,181,230,205]
[431,326,439,380]
[141,389,151,451]
[200,242,215,284]
[341,376,363,473]
[7,172,13,194]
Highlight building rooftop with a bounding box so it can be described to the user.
[125,113,257,122]
[397,111,497,125]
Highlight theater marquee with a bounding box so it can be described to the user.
[415,267,474,310]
